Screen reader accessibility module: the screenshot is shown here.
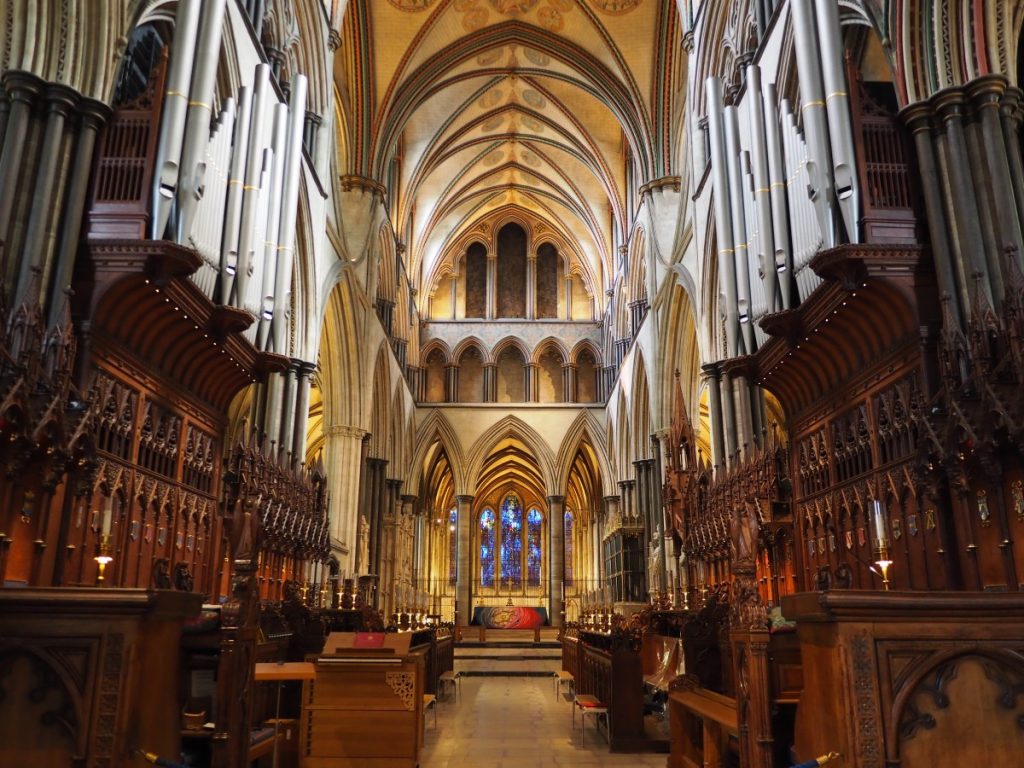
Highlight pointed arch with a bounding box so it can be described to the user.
[464,415,558,497]
[554,410,615,498]
[409,410,469,496]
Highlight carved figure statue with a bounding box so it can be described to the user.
[173,562,194,592]
[357,514,370,573]
[152,557,172,589]
[731,500,760,563]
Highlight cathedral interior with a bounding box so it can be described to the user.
[2,0,1024,766]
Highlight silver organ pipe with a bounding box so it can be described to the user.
[741,149,767,348]
[256,103,289,351]
[270,74,308,356]
[814,0,861,243]
[724,105,755,354]
[150,0,201,239]
[746,66,778,319]
[782,101,824,301]
[219,84,253,305]
[706,77,741,358]
[243,142,274,344]
[175,0,227,246]
[188,98,234,299]
[789,0,837,248]
[233,64,272,312]
[763,83,794,310]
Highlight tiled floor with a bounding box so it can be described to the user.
[420,677,668,767]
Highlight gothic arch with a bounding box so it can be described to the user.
[464,416,558,497]
[554,410,615,498]
[409,410,469,496]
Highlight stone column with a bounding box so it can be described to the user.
[968,77,1023,257]
[526,362,540,402]
[486,253,497,319]
[291,361,316,466]
[563,363,577,403]
[565,274,573,320]
[277,364,298,463]
[548,495,566,627]
[720,371,738,467]
[450,275,457,319]
[455,495,474,626]
[16,84,77,308]
[445,363,459,403]
[483,362,497,402]
[324,425,368,562]
[49,98,109,326]
[525,253,535,319]
[999,87,1024,261]
[902,104,964,328]
[0,72,41,289]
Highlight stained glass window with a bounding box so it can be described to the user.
[500,493,523,588]
[527,508,543,586]
[448,508,457,585]
[564,510,574,586]
[480,508,495,588]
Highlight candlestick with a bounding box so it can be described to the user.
[872,499,888,548]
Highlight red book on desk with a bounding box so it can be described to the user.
[353,632,387,648]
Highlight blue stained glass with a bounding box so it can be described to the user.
[500,494,523,588]
[480,508,495,588]
[448,508,457,585]
[564,511,574,586]
[527,508,543,586]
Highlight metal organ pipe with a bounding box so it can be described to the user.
[814,0,860,243]
[220,84,253,305]
[782,101,824,301]
[175,0,227,246]
[257,103,289,350]
[724,105,755,354]
[740,149,767,347]
[234,64,272,311]
[789,0,837,248]
[188,98,234,299]
[151,0,201,239]
[746,66,778,317]
[763,83,794,309]
[271,74,308,355]
[706,77,741,358]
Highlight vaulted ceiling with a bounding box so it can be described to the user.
[335,0,684,304]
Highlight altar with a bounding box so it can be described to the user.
[471,606,549,629]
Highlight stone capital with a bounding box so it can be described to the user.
[324,424,366,440]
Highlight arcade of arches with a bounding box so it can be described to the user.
[4,0,1024,766]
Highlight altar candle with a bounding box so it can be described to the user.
[101,494,113,537]
[872,500,888,548]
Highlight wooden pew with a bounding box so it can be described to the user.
[300,632,426,768]
[667,678,739,768]
[571,628,667,752]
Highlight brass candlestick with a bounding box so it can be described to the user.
[874,545,892,591]
[95,534,113,586]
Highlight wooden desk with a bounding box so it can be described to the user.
[255,662,317,682]
[300,633,426,768]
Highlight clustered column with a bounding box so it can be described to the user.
[455,494,474,626]
[547,495,565,627]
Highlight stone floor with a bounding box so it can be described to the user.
[421,677,668,768]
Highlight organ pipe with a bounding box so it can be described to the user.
[706,77,741,358]
[746,66,779,317]
[271,74,309,355]
[175,0,227,246]
[763,83,794,309]
[234,64,272,310]
[220,84,253,304]
[151,0,201,239]
[256,103,289,350]
[814,0,860,243]
[789,0,837,248]
[724,105,755,354]
[189,99,234,298]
